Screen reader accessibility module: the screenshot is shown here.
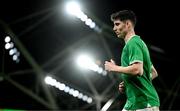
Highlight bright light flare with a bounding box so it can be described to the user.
[66,1,81,16]
[76,54,107,75]
[77,54,95,69]
[44,76,93,103]
[65,1,99,31]
[5,36,11,43]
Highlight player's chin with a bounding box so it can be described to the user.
[118,34,125,39]
[116,34,120,37]
[117,35,122,38]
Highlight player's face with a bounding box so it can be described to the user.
[113,20,127,39]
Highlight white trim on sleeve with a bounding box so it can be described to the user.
[130,60,143,65]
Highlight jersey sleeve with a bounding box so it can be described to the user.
[128,40,143,65]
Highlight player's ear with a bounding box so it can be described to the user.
[125,20,132,28]
[126,20,130,26]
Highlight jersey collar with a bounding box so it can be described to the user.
[125,35,137,44]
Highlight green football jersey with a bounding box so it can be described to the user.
[121,35,160,110]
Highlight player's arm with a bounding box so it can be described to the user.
[105,60,143,76]
[151,65,158,80]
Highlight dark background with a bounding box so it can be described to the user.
[0,0,179,110]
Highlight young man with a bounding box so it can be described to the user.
[104,10,160,111]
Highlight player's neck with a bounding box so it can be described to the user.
[125,29,136,43]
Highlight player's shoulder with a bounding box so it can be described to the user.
[128,35,141,45]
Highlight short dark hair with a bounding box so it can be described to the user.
[111,10,137,26]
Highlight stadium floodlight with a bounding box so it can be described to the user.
[76,54,107,76]
[87,97,93,103]
[44,76,93,103]
[5,43,11,50]
[4,36,11,43]
[77,54,94,70]
[65,1,81,16]
[4,35,20,63]
[65,1,101,33]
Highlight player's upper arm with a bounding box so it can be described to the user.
[130,61,143,76]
